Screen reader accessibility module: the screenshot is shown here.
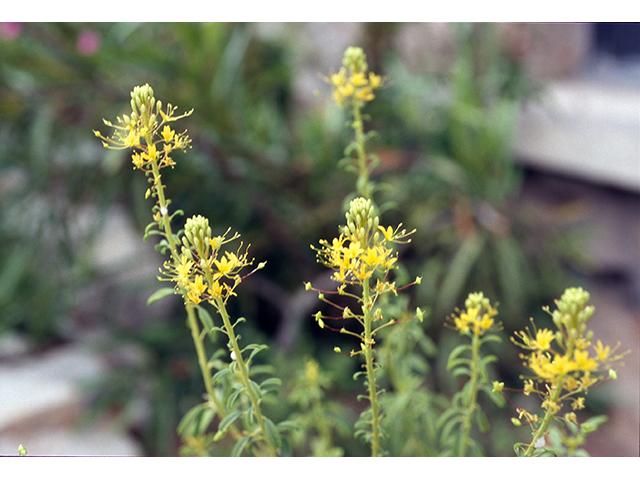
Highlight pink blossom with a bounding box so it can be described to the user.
[0,22,22,41]
[77,29,101,56]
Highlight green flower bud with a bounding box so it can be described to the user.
[343,46,368,74]
[184,215,212,255]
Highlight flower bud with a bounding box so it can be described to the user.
[343,46,368,74]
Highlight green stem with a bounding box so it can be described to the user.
[351,102,372,200]
[457,333,481,456]
[524,316,578,457]
[523,376,563,457]
[362,277,382,457]
[214,296,278,457]
[149,159,179,255]
[184,303,242,441]
[149,158,242,443]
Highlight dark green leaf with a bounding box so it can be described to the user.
[264,418,282,449]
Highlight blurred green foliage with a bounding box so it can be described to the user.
[0,22,588,456]
[368,23,583,326]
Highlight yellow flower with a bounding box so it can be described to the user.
[131,152,145,169]
[355,86,375,103]
[161,125,175,143]
[124,128,138,148]
[532,328,554,351]
[523,379,534,396]
[324,47,385,109]
[214,252,239,276]
[186,274,207,304]
[350,72,368,87]
[574,349,598,372]
[369,72,383,89]
[176,257,194,286]
[571,397,585,410]
[208,280,224,299]
[361,245,385,267]
[548,354,577,376]
[594,340,610,361]
[331,69,346,87]
[453,309,475,334]
[475,313,494,335]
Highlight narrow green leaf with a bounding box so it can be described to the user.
[177,403,206,437]
[226,387,242,409]
[438,233,486,315]
[475,407,490,433]
[198,408,216,435]
[249,380,263,400]
[247,344,268,363]
[147,287,176,306]
[447,355,472,371]
[447,344,469,364]
[211,368,231,384]
[279,437,292,457]
[217,410,242,436]
[481,333,503,345]
[195,305,216,340]
[450,366,472,379]
[264,418,282,449]
[276,420,300,433]
[481,354,498,367]
[231,435,252,457]
[259,377,282,394]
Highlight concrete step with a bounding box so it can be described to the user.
[0,340,141,456]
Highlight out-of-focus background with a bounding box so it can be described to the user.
[0,22,638,456]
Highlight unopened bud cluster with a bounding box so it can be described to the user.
[343,197,379,246]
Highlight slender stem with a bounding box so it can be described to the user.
[362,277,382,457]
[148,157,243,443]
[524,316,577,457]
[523,376,563,457]
[457,333,481,456]
[214,296,278,457]
[352,102,372,200]
[184,303,242,441]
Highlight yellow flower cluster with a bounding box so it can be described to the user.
[449,292,499,337]
[313,198,413,288]
[512,287,627,416]
[326,46,385,108]
[161,216,257,306]
[93,84,193,172]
